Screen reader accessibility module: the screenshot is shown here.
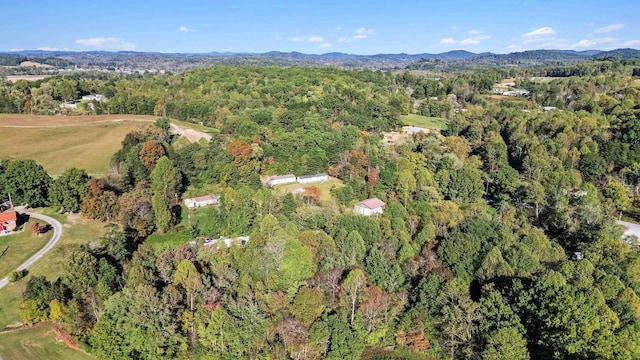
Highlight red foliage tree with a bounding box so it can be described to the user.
[30,222,43,236]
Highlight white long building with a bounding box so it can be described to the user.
[297,173,328,184]
[267,174,297,187]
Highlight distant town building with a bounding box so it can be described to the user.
[354,198,386,216]
[184,195,219,209]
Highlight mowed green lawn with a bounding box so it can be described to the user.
[273,178,344,204]
[0,218,50,281]
[399,114,448,130]
[0,210,105,329]
[0,324,93,360]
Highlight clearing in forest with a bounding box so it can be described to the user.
[399,114,448,130]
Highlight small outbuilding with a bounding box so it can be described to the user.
[267,174,297,187]
[0,211,18,234]
[184,195,220,210]
[354,198,386,216]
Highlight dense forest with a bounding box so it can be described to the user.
[3,59,640,359]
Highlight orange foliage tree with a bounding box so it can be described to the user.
[139,141,166,168]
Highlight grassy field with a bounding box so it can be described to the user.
[0,324,93,360]
[399,114,448,130]
[0,218,50,280]
[0,210,105,329]
[0,114,217,177]
[273,178,344,204]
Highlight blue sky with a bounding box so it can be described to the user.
[2,0,640,54]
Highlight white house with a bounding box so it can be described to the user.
[184,195,219,209]
[268,174,297,187]
[82,94,104,101]
[354,198,386,216]
[297,173,329,184]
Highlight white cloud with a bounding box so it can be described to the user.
[9,48,23,52]
[203,23,209,27]
[523,26,556,38]
[507,45,519,50]
[623,40,640,47]
[340,28,376,42]
[336,26,341,30]
[573,37,617,48]
[354,28,375,38]
[75,37,136,51]
[459,38,480,46]
[290,35,324,43]
[440,38,457,45]
[450,25,457,30]
[594,23,624,34]
[37,47,69,51]
[522,27,558,45]
[319,43,331,48]
[442,31,490,47]
[178,26,194,33]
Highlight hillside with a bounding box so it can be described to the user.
[2,48,640,74]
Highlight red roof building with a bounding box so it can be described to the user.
[0,211,18,233]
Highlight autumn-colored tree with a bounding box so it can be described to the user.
[367,167,380,188]
[30,222,43,236]
[228,139,252,165]
[303,186,321,205]
[138,141,166,168]
[348,150,368,180]
[117,183,154,237]
[358,286,389,332]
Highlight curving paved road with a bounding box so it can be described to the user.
[0,212,63,289]
[618,220,640,239]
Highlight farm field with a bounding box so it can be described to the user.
[0,323,93,360]
[0,114,215,177]
[399,114,448,130]
[0,217,50,281]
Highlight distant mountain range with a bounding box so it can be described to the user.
[2,48,640,72]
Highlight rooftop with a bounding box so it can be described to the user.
[0,211,17,222]
[357,198,386,209]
